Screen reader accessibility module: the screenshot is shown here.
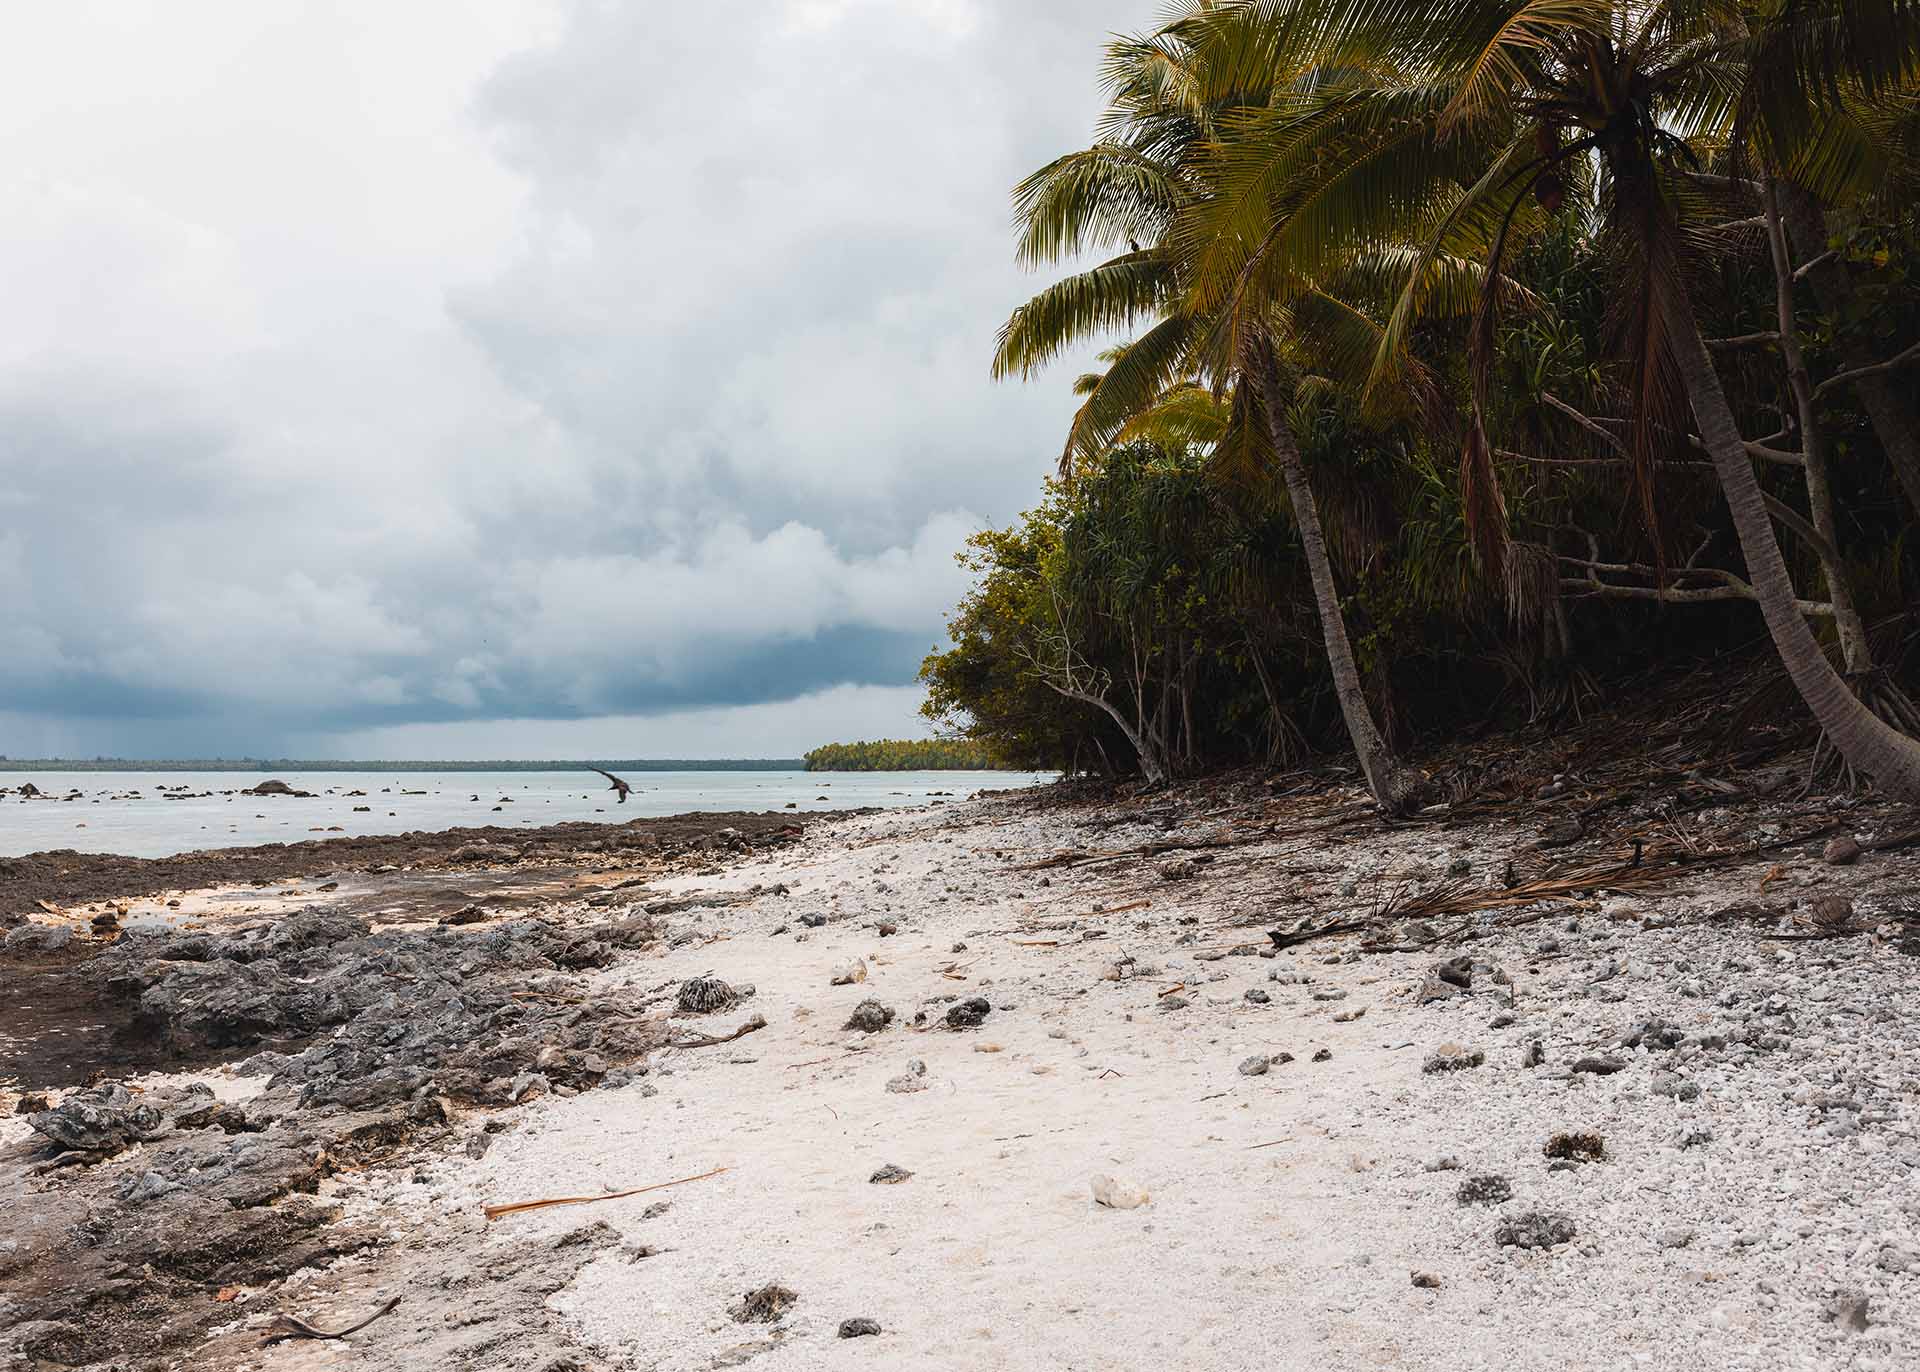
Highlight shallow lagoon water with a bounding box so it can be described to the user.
[0,769,1049,859]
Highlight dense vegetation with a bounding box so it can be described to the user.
[922,0,1920,802]
[802,739,999,771]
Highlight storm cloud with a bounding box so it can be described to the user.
[0,0,1154,757]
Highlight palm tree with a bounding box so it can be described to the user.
[1202,0,1920,800]
[993,18,1506,812]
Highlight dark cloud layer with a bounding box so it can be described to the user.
[0,0,1156,757]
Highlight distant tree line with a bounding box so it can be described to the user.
[802,739,999,771]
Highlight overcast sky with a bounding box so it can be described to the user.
[0,0,1157,759]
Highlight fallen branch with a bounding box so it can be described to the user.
[484,1164,730,1221]
[260,1295,402,1345]
[666,1014,768,1050]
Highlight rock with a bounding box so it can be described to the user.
[844,999,895,1033]
[5,923,74,953]
[1311,988,1348,1002]
[1422,1043,1485,1074]
[884,1062,928,1094]
[1619,1018,1683,1051]
[1823,836,1863,866]
[243,780,312,797]
[1651,1071,1700,1102]
[1311,1047,1332,1062]
[1488,1012,1515,1029]
[1411,1270,1443,1289]
[944,998,991,1029]
[1494,1211,1577,1250]
[800,914,828,928]
[1332,1007,1366,1023]
[1543,1132,1606,1163]
[1456,1174,1512,1206]
[1237,1054,1272,1077]
[447,841,518,864]
[676,977,738,1014]
[838,1318,882,1338]
[28,1085,162,1154]
[1416,974,1463,1004]
[730,1284,798,1324]
[1243,988,1270,1005]
[876,921,898,936]
[1432,955,1474,988]
[830,959,869,986]
[1090,1174,1150,1209]
[1423,1155,1462,1173]
[869,1163,913,1185]
[1656,1226,1694,1250]
[1569,1056,1627,1075]
[1826,1291,1870,1333]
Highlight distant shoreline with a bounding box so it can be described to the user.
[0,758,812,773]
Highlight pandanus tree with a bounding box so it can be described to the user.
[1182,0,1920,800]
[993,15,1510,811]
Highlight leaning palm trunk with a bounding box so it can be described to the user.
[1253,343,1421,814]
[1665,286,1920,802]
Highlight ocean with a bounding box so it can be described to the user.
[0,769,1051,860]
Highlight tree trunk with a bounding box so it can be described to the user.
[1664,284,1920,802]
[1779,182,1920,521]
[1762,180,1872,672]
[1252,341,1421,814]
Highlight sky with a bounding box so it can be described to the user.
[0,0,1158,760]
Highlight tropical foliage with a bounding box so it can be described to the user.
[923,0,1920,801]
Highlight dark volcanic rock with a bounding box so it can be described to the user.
[844,999,895,1033]
[944,997,991,1029]
[28,1084,162,1154]
[1494,1211,1577,1249]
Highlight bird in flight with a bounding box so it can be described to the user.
[592,768,632,803]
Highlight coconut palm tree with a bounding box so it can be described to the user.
[1187,0,1920,799]
[993,17,1509,812]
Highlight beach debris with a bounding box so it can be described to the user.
[260,1295,401,1346]
[483,1164,729,1221]
[1237,1054,1272,1077]
[1827,1291,1871,1333]
[1410,1271,1443,1289]
[844,999,895,1033]
[838,1318,882,1339]
[1090,1174,1150,1209]
[1494,1211,1577,1249]
[885,1061,928,1094]
[730,1284,798,1325]
[676,977,739,1014]
[945,997,991,1029]
[1311,988,1348,1002]
[1543,1132,1606,1164]
[869,1163,913,1185]
[1422,1043,1485,1074]
[830,959,868,985]
[1823,836,1863,866]
[1158,995,1190,1012]
[667,1014,767,1050]
[1569,1056,1626,1075]
[1456,1174,1512,1206]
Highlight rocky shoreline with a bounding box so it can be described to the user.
[3,779,1918,1370]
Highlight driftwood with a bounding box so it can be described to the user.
[484,1164,730,1222]
[260,1295,402,1345]
[665,1014,767,1050]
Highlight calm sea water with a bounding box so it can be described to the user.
[0,770,1050,860]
